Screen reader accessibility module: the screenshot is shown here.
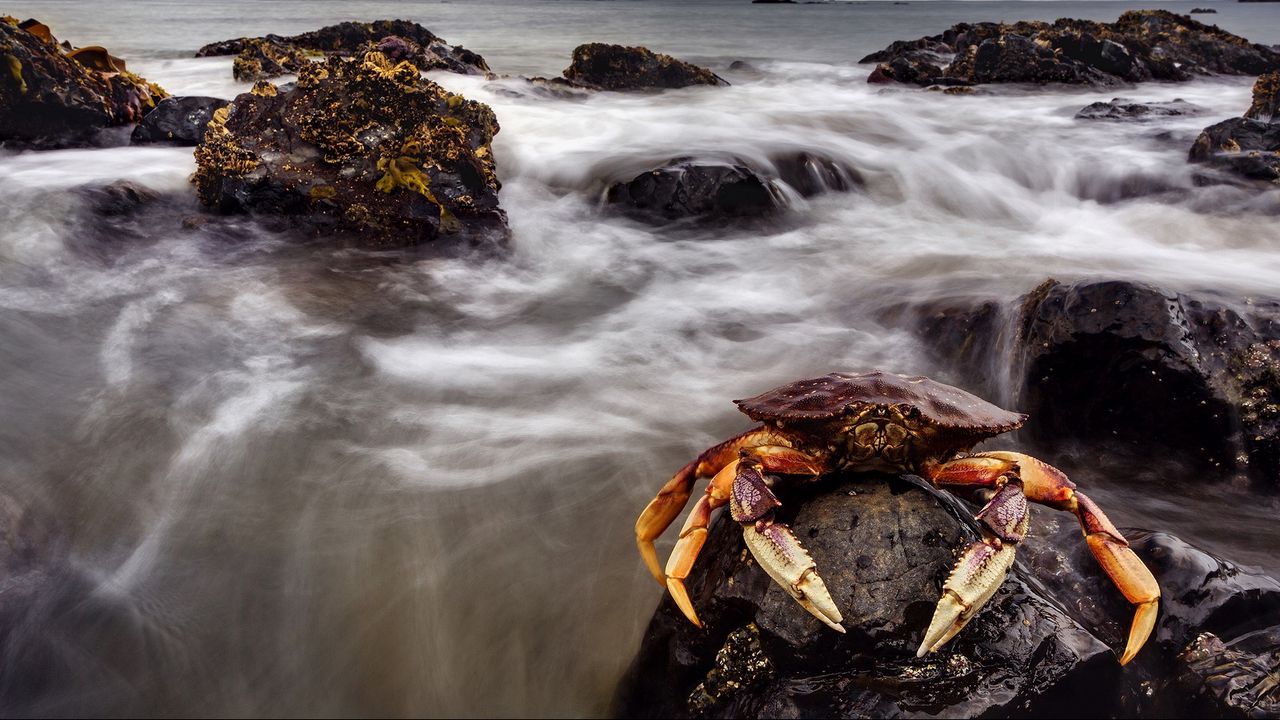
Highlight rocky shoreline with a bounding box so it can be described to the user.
[1,11,1279,719]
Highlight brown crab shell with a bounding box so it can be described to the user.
[734,370,1026,435]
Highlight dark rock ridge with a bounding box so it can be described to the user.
[605,154,860,222]
[614,474,1116,718]
[0,17,167,149]
[862,10,1280,88]
[1190,7,1219,13]
[191,51,506,248]
[1075,97,1204,120]
[130,96,229,145]
[1190,71,1280,181]
[560,43,728,91]
[195,20,489,79]
[901,279,1280,488]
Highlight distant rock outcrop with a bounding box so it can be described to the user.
[560,44,728,91]
[195,19,490,80]
[863,11,1280,88]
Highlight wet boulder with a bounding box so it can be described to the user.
[0,17,167,149]
[1075,98,1204,121]
[867,56,946,87]
[614,474,1118,718]
[905,279,1280,487]
[1190,72,1280,183]
[606,162,782,222]
[195,19,489,78]
[191,51,507,248]
[561,44,728,91]
[130,96,229,145]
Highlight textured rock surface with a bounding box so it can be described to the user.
[862,11,1280,87]
[231,39,309,82]
[1075,98,1204,120]
[130,95,229,145]
[615,474,1116,718]
[561,43,727,91]
[196,20,489,78]
[0,17,167,149]
[1190,72,1280,182]
[903,279,1280,487]
[192,52,506,248]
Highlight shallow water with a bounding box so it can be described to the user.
[2,0,1280,716]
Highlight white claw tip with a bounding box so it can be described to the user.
[915,642,931,658]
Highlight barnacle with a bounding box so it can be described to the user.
[251,80,277,96]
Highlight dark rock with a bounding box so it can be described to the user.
[867,56,945,87]
[906,279,1280,487]
[858,38,953,64]
[771,152,862,198]
[562,43,728,91]
[1246,71,1280,123]
[1190,72,1280,182]
[130,96,229,145]
[231,38,309,82]
[863,11,1280,87]
[195,19,488,78]
[953,33,1116,85]
[1189,7,1219,13]
[1190,117,1280,181]
[614,474,1117,719]
[191,52,506,248]
[606,162,783,222]
[1075,97,1204,120]
[78,180,160,218]
[0,17,167,149]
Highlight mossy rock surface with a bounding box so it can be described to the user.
[192,51,507,248]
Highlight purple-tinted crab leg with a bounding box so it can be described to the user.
[732,461,845,632]
[917,477,1028,657]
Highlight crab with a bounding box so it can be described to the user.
[636,370,1160,664]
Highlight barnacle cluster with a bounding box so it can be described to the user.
[192,105,260,205]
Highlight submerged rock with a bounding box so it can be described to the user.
[606,162,783,222]
[1190,72,1280,182]
[561,44,728,91]
[614,474,1117,718]
[863,11,1280,88]
[130,96,229,145]
[605,153,859,223]
[0,17,167,149]
[1075,98,1204,121]
[191,52,506,248]
[196,19,489,79]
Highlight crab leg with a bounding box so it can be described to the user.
[732,458,844,632]
[927,452,1161,665]
[635,427,787,584]
[917,473,1028,657]
[659,443,832,630]
[979,452,1160,665]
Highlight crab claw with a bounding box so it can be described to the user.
[917,540,1016,657]
[743,521,845,633]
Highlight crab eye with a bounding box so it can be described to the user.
[899,404,920,419]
